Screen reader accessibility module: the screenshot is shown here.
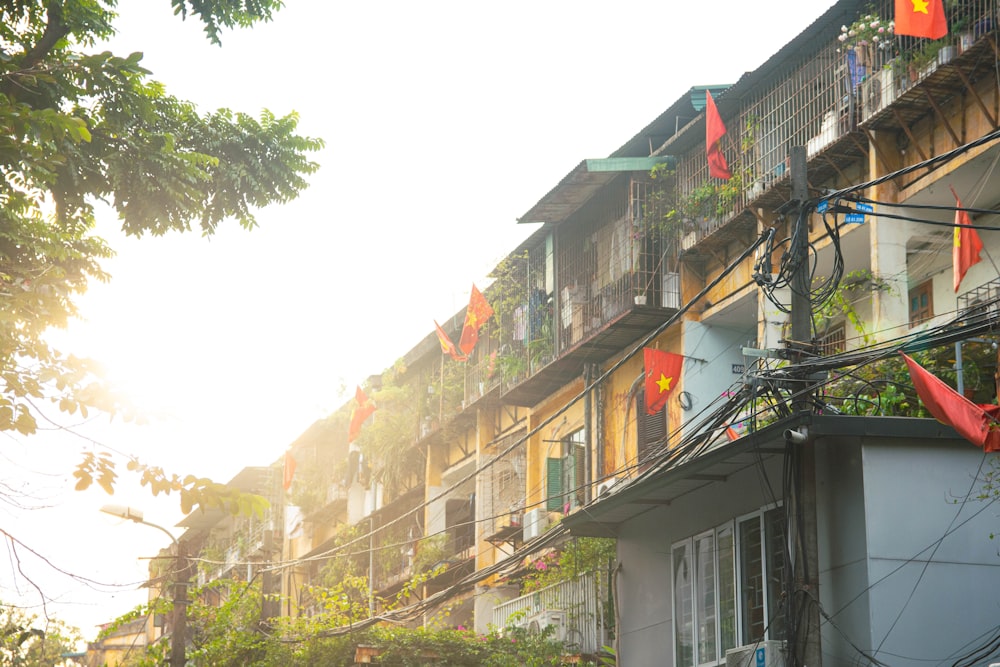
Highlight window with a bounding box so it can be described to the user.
[637,388,667,462]
[818,323,846,356]
[672,506,786,667]
[909,280,933,325]
[546,428,586,512]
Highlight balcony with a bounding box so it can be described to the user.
[463,350,502,408]
[479,434,527,547]
[492,571,609,655]
[859,4,999,190]
[673,0,998,258]
[495,177,681,406]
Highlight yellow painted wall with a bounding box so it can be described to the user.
[526,380,585,515]
[476,404,529,571]
[599,330,682,479]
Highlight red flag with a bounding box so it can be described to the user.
[282,451,297,491]
[901,353,1000,452]
[952,194,983,292]
[458,284,494,356]
[644,348,684,415]
[705,90,732,181]
[434,320,467,361]
[895,0,948,39]
[348,385,377,444]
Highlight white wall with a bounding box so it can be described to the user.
[681,320,754,439]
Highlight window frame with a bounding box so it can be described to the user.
[909,279,934,326]
[671,505,786,667]
[545,428,586,512]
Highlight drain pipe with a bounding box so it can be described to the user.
[583,363,593,504]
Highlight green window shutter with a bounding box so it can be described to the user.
[574,444,586,499]
[546,457,563,511]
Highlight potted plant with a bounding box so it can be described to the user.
[907,40,944,80]
[838,13,895,75]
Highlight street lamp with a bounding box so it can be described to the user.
[101,504,188,667]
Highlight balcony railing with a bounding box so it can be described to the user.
[958,276,1000,325]
[492,571,609,656]
[372,519,418,593]
[463,350,502,407]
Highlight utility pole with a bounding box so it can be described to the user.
[99,505,188,667]
[171,542,189,667]
[787,146,821,667]
[789,145,811,405]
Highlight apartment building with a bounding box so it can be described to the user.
[155,1,1000,665]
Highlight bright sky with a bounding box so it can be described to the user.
[0,0,839,642]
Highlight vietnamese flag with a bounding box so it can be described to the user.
[952,193,983,292]
[458,284,494,356]
[895,0,948,39]
[434,320,467,361]
[644,348,684,415]
[901,353,1000,452]
[282,451,297,491]
[705,90,732,181]
[348,385,377,444]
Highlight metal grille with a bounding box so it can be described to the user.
[479,430,527,539]
[818,324,846,356]
[553,177,676,356]
[675,0,999,246]
[492,571,609,655]
[958,276,1000,320]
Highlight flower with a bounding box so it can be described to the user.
[840,13,894,50]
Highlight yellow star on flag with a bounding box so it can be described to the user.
[911,0,929,14]
[655,373,673,394]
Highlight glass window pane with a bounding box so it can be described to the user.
[673,542,694,667]
[764,507,787,640]
[739,516,765,644]
[695,533,717,664]
[717,525,736,653]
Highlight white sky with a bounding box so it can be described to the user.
[0,0,838,641]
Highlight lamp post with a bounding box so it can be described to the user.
[101,504,188,667]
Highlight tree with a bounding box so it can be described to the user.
[117,580,586,666]
[0,0,323,510]
[0,603,82,666]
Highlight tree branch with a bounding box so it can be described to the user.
[1,1,70,98]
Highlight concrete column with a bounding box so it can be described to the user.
[869,129,910,342]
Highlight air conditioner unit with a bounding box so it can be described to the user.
[596,478,619,498]
[725,640,785,667]
[526,610,567,641]
[523,508,548,541]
